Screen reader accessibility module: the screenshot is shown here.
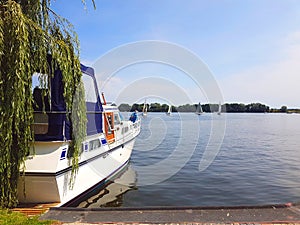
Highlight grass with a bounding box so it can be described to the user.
[0,209,59,225]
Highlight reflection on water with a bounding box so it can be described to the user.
[69,164,137,208]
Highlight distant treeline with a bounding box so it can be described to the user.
[118,102,300,113]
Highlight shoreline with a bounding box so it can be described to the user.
[40,203,300,224]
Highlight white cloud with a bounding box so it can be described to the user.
[219,31,300,108]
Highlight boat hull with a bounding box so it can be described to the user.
[18,134,137,206]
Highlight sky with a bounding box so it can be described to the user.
[51,0,300,108]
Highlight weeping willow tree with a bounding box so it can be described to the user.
[0,0,94,208]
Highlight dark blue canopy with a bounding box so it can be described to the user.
[81,64,103,136]
[81,64,95,77]
[35,64,103,141]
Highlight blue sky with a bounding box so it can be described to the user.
[52,0,300,108]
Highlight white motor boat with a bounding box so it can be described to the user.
[17,64,141,206]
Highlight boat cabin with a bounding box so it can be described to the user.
[32,64,103,142]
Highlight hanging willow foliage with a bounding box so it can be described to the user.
[0,0,90,208]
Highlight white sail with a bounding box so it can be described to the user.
[217,102,222,115]
[142,99,147,116]
[166,104,172,115]
[196,102,203,115]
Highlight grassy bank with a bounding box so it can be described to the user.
[0,209,57,225]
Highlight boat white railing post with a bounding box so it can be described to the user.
[63,120,66,141]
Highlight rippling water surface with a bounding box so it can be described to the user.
[74,113,300,208]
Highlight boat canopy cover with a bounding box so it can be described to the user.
[80,64,95,77]
[81,64,103,136]
[35,63,103,141]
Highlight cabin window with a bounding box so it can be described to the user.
[122,126,129,134]
[119,112,124,121]
[114,113,121,125]
[89,139,101,151]
[106,114,113,134]
[32,73,50,135]
[32,73,48,90]
[32,73,49,111]
[82,142,89,152]
[82,74,97,102]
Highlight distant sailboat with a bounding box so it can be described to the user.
[195,102,203,115]
[166,104,172,116]
[217,102,222,115]
[142,99,147,116]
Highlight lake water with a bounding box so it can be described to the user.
[72,112,300,208]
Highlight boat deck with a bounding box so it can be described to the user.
[40,203,300,224]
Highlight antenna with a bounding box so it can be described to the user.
[101,92,107,105]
